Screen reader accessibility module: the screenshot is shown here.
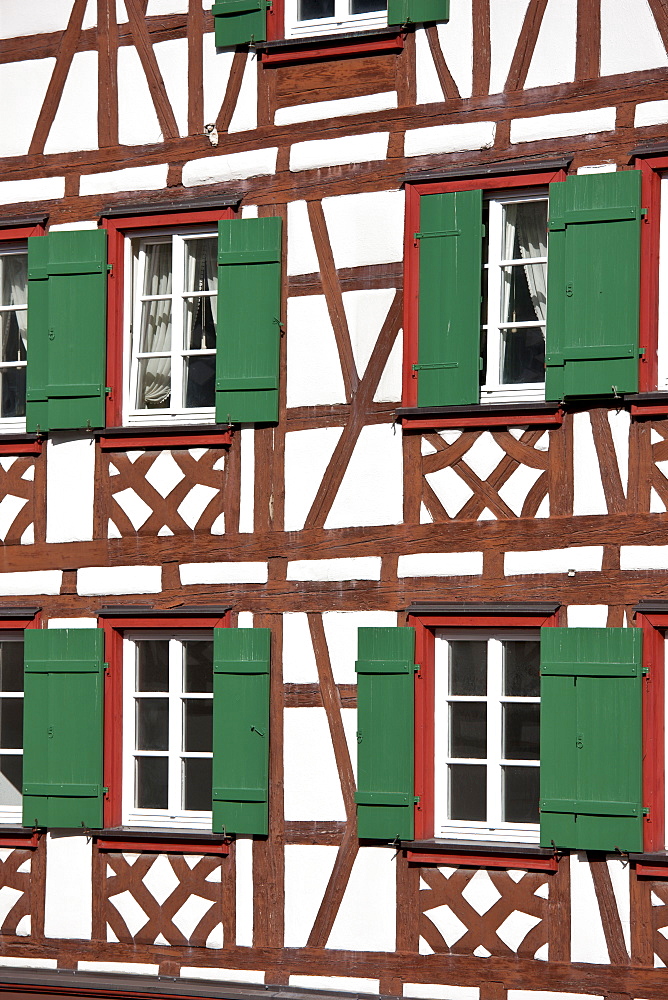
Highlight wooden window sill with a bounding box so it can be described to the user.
[95,828,230,855]
[97,424,232,450]
[627,392,668,417]
[397,402,564,430]
[258,26,404,65]
[403,839,560,871]
[0,828,40,849]
[0,434,43,455]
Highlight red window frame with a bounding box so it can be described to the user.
[101,611,231,851]
[633,609,666,853]
[101,208,235,436]
[402,168,569,428]
[409,607,560,870]
[262,0,404,54]
[630,155,666,405]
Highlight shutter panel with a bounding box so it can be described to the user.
[212,628,270,836]
[416,189,483,407]
[388,0,448,24]
[355,627,415,840]
[545,171,641,400]
[22,629,104,829]
[216,217,282,424]
[539,627,643,852]
[212,0,267,46]
[26,230,107,432]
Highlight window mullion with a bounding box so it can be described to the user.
[172,235,185,413]
[487,638,502,827]
[129,244,146,415]
[168,638,182,815]
[434,635,448,832]
[485,199,502,393]
[123,636,136,821]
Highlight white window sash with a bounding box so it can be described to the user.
[283,0,387,37]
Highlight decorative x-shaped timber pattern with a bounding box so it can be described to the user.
[0,849,32,936]
[104,448,226,536]
[419,867,548,958]
[421,429,550,522]
[0,458,36,544]
[105,853,223,946]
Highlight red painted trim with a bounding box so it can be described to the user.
[102,613,231,829]
[635,613,665,852]
[266,0,284,40]
[96,837,229,855]
[102,209,234,429]
[630,402,668,417]
[409,610,559,841]
[403,170,567,409]
[634,861,668,877]
[0,832,40,849]
[639,159,660,392]
[261,33,404,63]
[0,441,43,456]
[99,431,232,450]
[401,411,563,430]
[1,224,46,241]
[406,849,558,872]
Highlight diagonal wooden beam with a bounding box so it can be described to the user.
[647,0,668,51]
[425,25,460,100]
[504,0,549,92]
[125,0,179,139]
[29,0,89,155]
[308,201,359,403]
[216,50,248,133]
[306,824,359,948]
[589,855,630,966]
[575,0,600,81]
[97,0,119,147]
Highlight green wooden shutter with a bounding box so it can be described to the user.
[545,171,642,400]
[216,217,282,425]
[212,0,267,45]
[388,0,448,24]
[540,627,643,852]
[26,230,107,432]
[22,629,104,829]
[212,628,270,836]
[416,189,483,407]
[355,627,415,840]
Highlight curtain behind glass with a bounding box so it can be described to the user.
[138,244,172,408]
[504,203,548,323]
[184,239,217,408]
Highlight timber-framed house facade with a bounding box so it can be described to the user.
[2,2,668,1000]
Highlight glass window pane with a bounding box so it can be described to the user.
[136,355,171,409]
[449,763,486,821]
[504,641,540,697]
[142,242,172,297]
[449,702,487,758]
[298,0,334,18]
[0,255,27,308]
[184,641,213,693]
[350,0,386,11]
[0,641,23,692]
[184,238,217,295]
[183,757,212,811]
[501,264,546,324]
[184,355,215,409]
[184,295,217,351]
[449,641,487,695]
[136,698,168,750]
[503,703,540,760]
[500,326,545,384]
[0,366,26,419]
[135,757,168,809]
[183,700,212,752]
[504,765,539,823]
[503,201,548,260]
[138,300,172,355]
[0,700,22,750]
[0,756,21,806]
[136,641,169,691]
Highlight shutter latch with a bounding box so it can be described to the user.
[644,806,650,817]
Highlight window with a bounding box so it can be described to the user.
[284,0,387,39]
[434,630,540,844]
[0,635,24,824]
[0,247,27,430]
[125,231,218,426]
[403,169,643,413]
[122,632,214,829]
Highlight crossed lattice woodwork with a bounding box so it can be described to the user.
[0,849,33,935]
[0,458,36,544]
[101,448,226,536]
[419,867,548,958]
[105,852,224,946]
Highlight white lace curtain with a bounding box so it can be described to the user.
[184,239,218,347]
[0,255,28,362]
[504,203,548,323]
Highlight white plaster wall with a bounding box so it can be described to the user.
[118,46,162,145]
[183,148,278,186]
[620,545,668,570]
[48,617,98,629]
[239,426,255,534]
[277,92,397,126]
[284,845,338,947]
[608,408,630,494]
[290,133,389,172]
[425,466,474,518]
[284,427,343,531]
[0,957,57,970]
[44,50,98,154]
[287,201,320,276]
[284,708,346,820]
[202,40,234,128]
[235,837,253,947]
[46,434,95,543]
[78,962,158,975]
[489,0,531,94]
[524,0,577,89]
[154,37,189,136]
[286,296,346,407]
[497,463,544,516]
[375,330,403,403]
[398,552,483,578]
[180,562,268,584]
[511,108,616,144]
[283,612,319,683]
[325,423,403,528]
[322,191,404,270]
[607,856,631,956]
[228,53,258,134]
[438,2,473,98]
[0,1,79,37]
[0,571,62,596]
[77,565,162,596]
[343,288,397,386]
[287,557,381,582]
[570,852,609,964]
[636,99,668,128]
[600,0,667,76]
[291,977,380,992]
[0,177,65,207]
[573,412,607,515]
[405,985,479,1000]
[182,968,265,984]
[322,610,397,685]
[505,546,603,576]
[567,605,608,627]
[415,28,445,105]
[0,59,56,158]
[44,832,92,939]
[80,164,169,197]
[327,847,396,951]
[405,121,495,157]
[509,993,603,1000]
